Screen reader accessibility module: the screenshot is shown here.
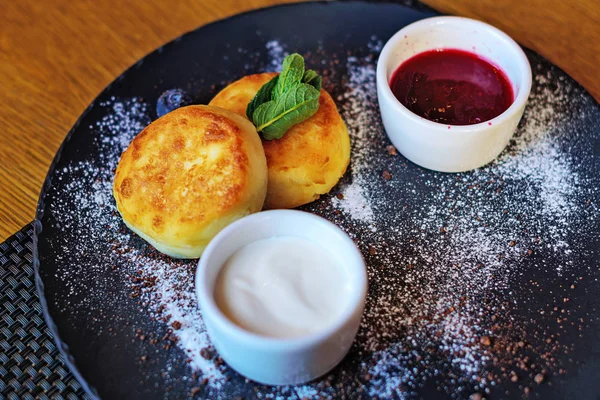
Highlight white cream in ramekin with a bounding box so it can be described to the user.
[195,210,367,385]
[377,16,532,172]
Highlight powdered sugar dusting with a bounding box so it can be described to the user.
[295,41,599,397]
[265,40,287,72]
[42,37,600,399]
[96,103,227,386]
[48,98,226,388]
[331,55,377,225]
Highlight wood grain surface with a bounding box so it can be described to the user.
[0,0,598,241]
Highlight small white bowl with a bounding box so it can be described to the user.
[195,210,367,385]
[377,16,532,172]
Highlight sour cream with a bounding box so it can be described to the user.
[214,236,352,338]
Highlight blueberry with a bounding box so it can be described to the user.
[156,89,192,117]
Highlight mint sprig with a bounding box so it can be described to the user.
[253,83,320,140]
[246,53,322,140]
[272,54,305,99]
[246,75,278,120]
[301,69,322,91]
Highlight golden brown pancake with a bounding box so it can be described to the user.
[113,105,268,258]
[210,72,350,209]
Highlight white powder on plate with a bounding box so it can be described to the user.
[265,40,287,72]
[330,55,377,225]
[44,39,599,399]
[291,43,597,398]
[49,98,228,387]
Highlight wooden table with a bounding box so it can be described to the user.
[1,0,598,241]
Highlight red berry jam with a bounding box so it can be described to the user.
[389,49,514,126]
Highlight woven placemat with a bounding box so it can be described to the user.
[0,223,88,399]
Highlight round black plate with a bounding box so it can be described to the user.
[34,1,600,399]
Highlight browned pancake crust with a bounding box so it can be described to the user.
[210,73,350,209]
[113,105,267,258]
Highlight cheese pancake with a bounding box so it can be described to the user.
[113,105,268,258]
[210,72,350,209]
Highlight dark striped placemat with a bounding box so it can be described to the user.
[0,224,88,399]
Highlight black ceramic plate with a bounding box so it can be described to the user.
[34,1,600,399]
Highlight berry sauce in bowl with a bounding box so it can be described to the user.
[376,16,532,172]
[389,49,514,126]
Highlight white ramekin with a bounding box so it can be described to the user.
[376,16,532,172]
[195,210,367,385]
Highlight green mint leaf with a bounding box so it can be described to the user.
[246,75,278,120]
[272,53,305,99]
[302,69,322,91]
[245,53,323,140]
[253,83,320,140]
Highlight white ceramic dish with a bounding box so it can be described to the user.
[195,210,367,385]
[377,16,532,172]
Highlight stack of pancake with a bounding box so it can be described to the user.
[113,73,350,258]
